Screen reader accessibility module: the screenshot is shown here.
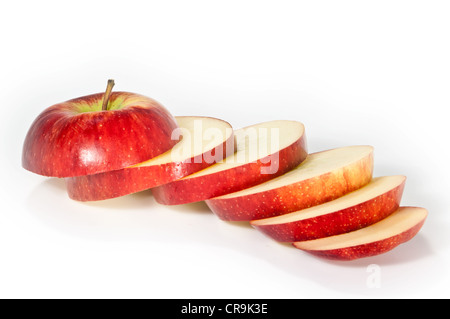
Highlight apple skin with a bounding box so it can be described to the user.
[151,134,308,205]
[294,218,426,261]
[206,149,374,221]
[251,178,405,242]
[65,121,235,201]
[22,92,178,178]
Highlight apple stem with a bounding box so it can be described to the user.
[101,79,115,111]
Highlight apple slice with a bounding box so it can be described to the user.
[151,120,308,205]
[251,175,406,242]
[206,145,374,221]
[66,116,234,201]
[293,207,428,261]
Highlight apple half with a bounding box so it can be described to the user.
[22,82,178,178]
[251,175,406,242]
[66,116,234,201]
[151,120,308,205]
[293,207,428,261]
[206,145,374,221]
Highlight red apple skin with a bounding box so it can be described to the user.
[151,134,308,205]
[295,219,426,261]
[206,151,374,221]
[22,92,178,178]
[65,130,235,201]
[252,180,405,242]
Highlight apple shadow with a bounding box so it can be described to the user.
[25,178,223,243]
[25,178,168,240]
[247,205,447,297]
[220,220,254,229]
[35,178,160,210]
[168,201,213,215]
[243,230,442,297]
[83,188,156,210]
[42,177,67,192]
[206,201,442,298]
[25,174,444,298]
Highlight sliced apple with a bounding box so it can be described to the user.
[151,120,308,205]
[293,207,428,261]
[206,145,374,221]
[22,84,179,178]
[66,116,234,201]
[251,175,406,242]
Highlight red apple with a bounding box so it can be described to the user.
[151,120,308,205]
[22,80,178,177]
[293,207,428,261]
[251,175,406,242]
[206,145,374,221]
[65,116,234,201]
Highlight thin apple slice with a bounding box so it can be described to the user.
[206,145,374,221]
[251,175,406,242]
[66,116,234,201]
[151,120,308,205]
[293,207,428,261]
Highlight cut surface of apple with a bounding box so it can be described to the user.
[66,116,234,201]
[151,120,308,205]
[206,145,374,221]
[293,207,427,261]
[251,175,406,242]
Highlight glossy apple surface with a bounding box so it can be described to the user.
[151,120,308,205]
[66,116,234,201]
[251,175,406,241]
[293,207,428,261]
[22,91,178,177]
[207,145,374,221]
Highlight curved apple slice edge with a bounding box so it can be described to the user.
[293,207,428,261]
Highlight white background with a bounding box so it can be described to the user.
[1,0,449,299]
